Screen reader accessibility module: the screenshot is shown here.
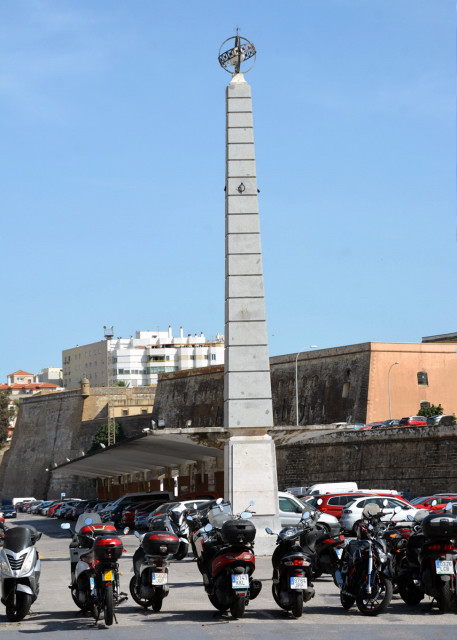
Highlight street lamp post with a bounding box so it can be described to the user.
[388,361,399,419]
[295,346,318,426]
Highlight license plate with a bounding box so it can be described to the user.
[231,574,249,588]
[103,570,113,582]
[152,573,168,585]
[436,560,454,575]
[290,576,308,589]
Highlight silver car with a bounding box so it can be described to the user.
[278,491,340,533]
[340,496,423,533]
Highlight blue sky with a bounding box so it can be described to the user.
[0,1,455,382]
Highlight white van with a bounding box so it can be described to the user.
[305,482,358,496]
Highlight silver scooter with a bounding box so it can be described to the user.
[0,520,42,621]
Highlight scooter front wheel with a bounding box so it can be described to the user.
[230,595,245,619]
[271,584,288,611]
[6,590,32,622]
[340,591,355,610]
[129,576,153,609]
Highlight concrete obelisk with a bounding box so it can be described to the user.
[220,34,280,551]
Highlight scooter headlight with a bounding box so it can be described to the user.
[20,549,36,575]
[0,550,13,577]
[378,552,388,564]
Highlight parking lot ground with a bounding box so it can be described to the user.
[0,514,454,639]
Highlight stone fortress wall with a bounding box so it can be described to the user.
[1,351,456,499]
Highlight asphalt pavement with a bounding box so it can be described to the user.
[0,513,454,639]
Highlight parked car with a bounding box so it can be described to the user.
[426,414,455,427]
[0,502,17,519]
[30,501,45,514]
[398,416,427,427]
[410,494,457,510]
[48,502,63,517]
[309,493,379,519]
[278,491,340,533]
[372,419,400,429]
[133,501,166,530]
[340,495,424,533]
[103,492,171,527]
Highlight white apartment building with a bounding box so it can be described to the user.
[62,326,224,390]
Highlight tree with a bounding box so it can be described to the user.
[89,422,126,452]
[114,381,129,388]
[0,390,11,446]
[417,403,444,418]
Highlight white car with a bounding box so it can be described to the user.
[340,496,424,533]
[278,491,340,533]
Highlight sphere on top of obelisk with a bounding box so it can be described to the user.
[218,29,256,75]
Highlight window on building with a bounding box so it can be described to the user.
[211,354,216,360]
[312,375,319,389]
[417,371,428,386]
[190,355,195,360]
[141,410,147,414]
[122,410,128,416]
[342,382,350,398]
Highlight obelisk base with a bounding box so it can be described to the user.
[224,432,281,555]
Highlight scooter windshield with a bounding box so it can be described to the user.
[75,512,102,532]
[4,526,33,552]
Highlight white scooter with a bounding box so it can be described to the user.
[0,521,42,621]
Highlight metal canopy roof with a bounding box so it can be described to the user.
[52,430,225,479]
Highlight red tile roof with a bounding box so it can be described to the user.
[9,370,35,376]
[0,383,58,390]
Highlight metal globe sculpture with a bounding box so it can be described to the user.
[218,32,256,74]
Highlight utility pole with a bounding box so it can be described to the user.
[104,325,116,446]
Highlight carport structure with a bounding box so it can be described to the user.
[52,428,226,498]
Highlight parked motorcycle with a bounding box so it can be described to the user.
[265,510,317,617]
[401,504,457,612]
[0,519,42,621]
[129,528,179,611]
[337,503,393,616]
[148,508,189,560]
[190,499,262,619]
[61,514,127,625]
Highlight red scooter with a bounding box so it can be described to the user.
[190,500,262,619]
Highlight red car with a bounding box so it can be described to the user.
[411,495,457,511]
[399,416,427,427]
[48,502,63,517]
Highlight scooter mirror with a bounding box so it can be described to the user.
[316,498,323,505]
[187,515,193,521]
[216,498,223,505]
[61,523,70,530]
[445,502,452,512]
[431,499,437,506]
[123,527,130,535]
[393,506,402,513]
[84,517,93,525]
[134,530,140,539]
[249,501,255,507]
[407,514,414,522]
[383,499,389,507]
[193,503,198,509]
[241,511,253,519]
[265,527,273,535]
[301,511,310,520]
[204,523,213,532]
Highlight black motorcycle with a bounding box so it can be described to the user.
[0,520,41,621]
[266,511,317,618]
[129,529,179,611]
[337,503,393,616]
[401,504,457,612]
